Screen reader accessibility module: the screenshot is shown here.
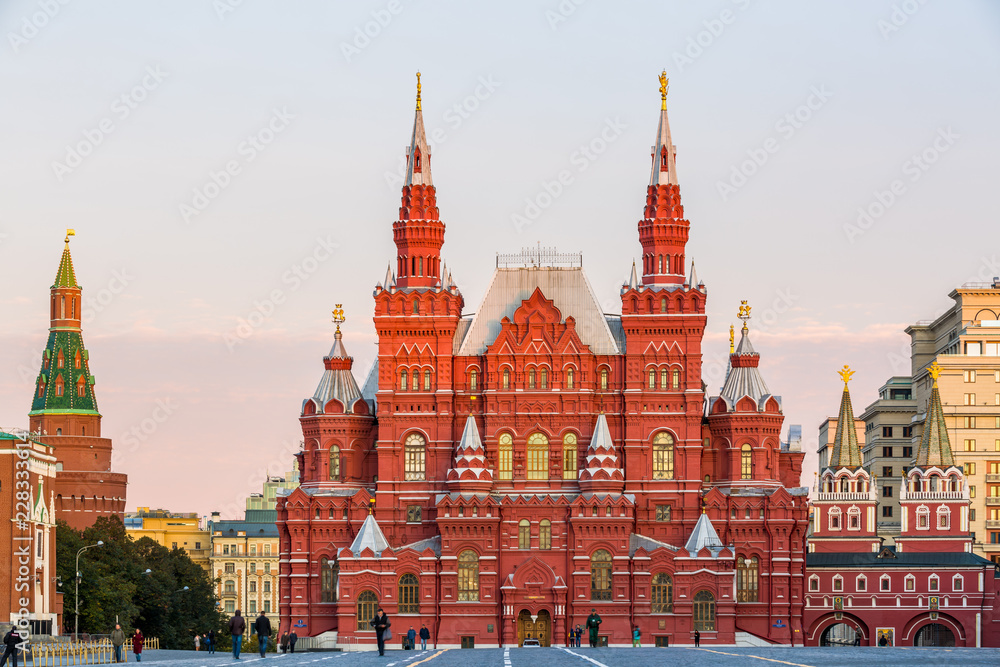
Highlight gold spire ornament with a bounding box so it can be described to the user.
[729,325,735,353]
[838,365,855,386]
[65,228,76,245]
[737,300,751,334]
[928,361,942,386]
[332,304,345,333]
[658,70,669,110]
[415,71,422,111]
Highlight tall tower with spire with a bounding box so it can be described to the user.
[29,232,127,530]
[896,362,972,553]
[808,366,879,554]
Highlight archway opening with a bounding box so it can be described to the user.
[516,609,551,647]
[914,623,955,647]
[820,623,859,647]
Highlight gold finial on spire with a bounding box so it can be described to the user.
[928,361,942,387]
[658,70,669,110]
[65,229,76,246]
[737,300,751,334]
[332,304,345,333]
[838,365,855,386]
[729,325,735,353]
[415,71,422,111]
[368,497,375,515]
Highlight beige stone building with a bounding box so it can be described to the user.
[125,508,211,571]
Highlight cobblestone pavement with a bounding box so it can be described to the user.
[106,645,1000,667]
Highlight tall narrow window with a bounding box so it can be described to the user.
[398,574,419,614]
[528,369,536,389]
[672,369,680,389]
[600,369,608,390]
[356,591,378,631]
[660,297,667,313]
[469,369,478,391]
[562,433,578,480]
[457,551,479,601]
[741,444,753,480]
[413,299,420,314]
[693,591,716,631]
[77,377,86,397]
[526,433,549,480]
[651,573,673,613]
[329,445,341,481]
[424,369,431,390]
[74,350,81,369]
[518,519,531,549]
[404,434,426,480]
[660,368,668,389]
[400,370,408,391]
[653,433,674,480]
[540,368,548,389]
[566,368,574,389]
[498,433,513,480]
[590,550,612,600]
[649,369,656,389]
[736,556,759,602]
[502,368,510,390]
[539,519,552,550]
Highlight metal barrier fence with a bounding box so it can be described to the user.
[30,638,160,666]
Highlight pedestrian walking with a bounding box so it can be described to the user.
[280,632,289,654]
[632,626,640,648]
[132,629,144,662]
[207,631,215,655]
[694,630,700,647]
[228,610,246,659]
[573,625,582,647]
[406,627,416,650]
[254,611,272,657]
[418,625,429,651]
[585,609,602,648]
[288,631,297,654]
[0,626,23,667]
[369,608,391,657]
[110,624,126,663]
[194,634,201,651]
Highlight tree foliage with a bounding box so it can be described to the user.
[56,517,224,649]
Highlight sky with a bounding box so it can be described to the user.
[1,1,998,517]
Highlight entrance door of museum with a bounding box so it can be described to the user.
[517,609,551,646]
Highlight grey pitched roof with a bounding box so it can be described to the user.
[360,360,379,411]
[629,533,679,556]
[306,331,362,413]
[717,329,777,410]
[454,266,622,356]
[684,512,725,557]
[395,535,441,557]
[806,552,994,569]
[349,513,391,557]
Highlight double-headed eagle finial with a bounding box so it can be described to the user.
[838,365,855,386]
[658,70,669,110]
[737,300,751,334]
[332,304,345,333]
[928,361,942,386]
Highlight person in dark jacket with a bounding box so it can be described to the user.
[110,624,126,663]
[369,609,390,656]
[280,632,289,654]
[288,631,297,653]
[418,625,430,651]
[207,630,215,655]
[132,629,144,662]
[0,626,23,667]
[405,627,416,650]
[254,612,272,657]
[228,611,246,659]
[585,610,602,648]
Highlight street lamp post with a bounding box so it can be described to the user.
[74,541,104,642]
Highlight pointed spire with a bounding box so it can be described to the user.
[306,307,363,415]
[578,413,624,492]
[828,365,863,469]
[651,71,678,186]
[914,362,955,468]
[405,71,432,188]
[684,512,725,557]
[446,415,493,492]
[54,229,78,288]
[688,259,700,287]
[349,512,391,557]
[628,261,638,289]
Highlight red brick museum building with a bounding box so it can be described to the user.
[276,77,812,648]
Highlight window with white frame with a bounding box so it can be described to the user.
[847,506,862,531]
[832,575,843,592]
[880,575,891,591]
[936,505,950,529]
[953,574,963,591]
[809,575,819,592]
[829,507,842,531]
[905,575,915,592]
[916,505,930,530]
[928,575,939,592]
[856,574,867,592]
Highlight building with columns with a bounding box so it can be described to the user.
[276,74,809,649]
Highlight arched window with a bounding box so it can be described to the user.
[562,433,578,480]
[566,368,574,389]
[600,369,609,390]
[329,446,341,481]
[502,368,510,390]
[741,444,753,479]
[658,255,664,273]
[937,505,950,529]
[848,506,861,530]
[651,573,673,613]
[660,368,668,389]
[404,434,426,481]
[693,590,716,631]
[320,558,337,602]
[590,550,612,600]
[55,376,64,397]
[224,580,235,594]
[498,433,513,480]
[648,369,656,389]
[457,551,479,601]
[736,556,759,602]
[57,350,64,369]
[469,369,478,392]
[672,368,680,389]
[917,505,930,529]
[540,368,548,389]
[398,574,419,614]
[424,369,431,390]
[660,297,667,313]
[74,350,81,369]
[413,299,420,314]
[356,591,378,630]
[400,370,408,391]
[518,519,531,549]
[528,369,536,389]
[539,519,552,550]
[653,433,674,480]
[829,507,842,531]
[77,376,86,397]
[527,433,549,480]
[953,574,963,591]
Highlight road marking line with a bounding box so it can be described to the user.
[688,648,815,667]
[503,647,511,667]
[557,647,611,667]
[406,649,448,666]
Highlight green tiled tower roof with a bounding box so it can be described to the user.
[53,242,78,288]
[915,362,954,468]
[828,365,863,469]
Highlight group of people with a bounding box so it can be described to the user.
[192,631,216,653]
[109,624,144,662]
[227,610,278,659]
[367,609,431,656]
